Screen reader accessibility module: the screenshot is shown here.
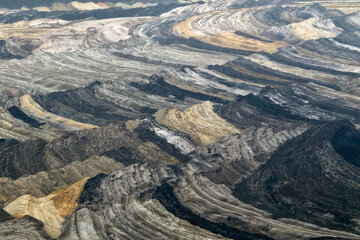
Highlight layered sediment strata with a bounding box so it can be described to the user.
[59,164,222,240]
[154,101,240,146]
[0,210,50,240]
[296,1,360,14]
[290,16,342,40]
[0,18,68,40]
[189,127,307,187]
[20,94,98,131]
[0,106,59,141]
[32,75,227,126]
[235,121,360,233]
[0,155,124,207]
[171,167,360,240]
[0,0,359,239]
[173,8,287,53]
[0,16,157,57]
[0,122,180,180]
[61,160,360,240]
[4,178,89,238]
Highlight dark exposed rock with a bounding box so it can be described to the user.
[0,3,188,24]
[1,1,360,239]
[234,121,360,233]
[130,74,226,103]
[34,75,226,126]
[0,212,51,240]
[7,106,44,128]
[34,81,133,126]
[0,123,180,179]
[78,173,108,204]
[189,126,307,188]
[214,92,313,130]
[0,40,24,60]
[0,138,48,179]
[0,208,13,221]
[153,183,274,240]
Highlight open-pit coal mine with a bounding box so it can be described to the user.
[0,0,360,239]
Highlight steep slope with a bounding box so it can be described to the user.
[33,75,226,126]
[61,162,360,240]
[189,126,307,187]
[0,106,59,141]
[154,101,240,146]
[0,155,124,207]
[0,122,180,179]
[19,94,98,131]
[0,208,50,240]
[186,92,317,187]
[234,121,360,233]
[0,0,360,239]
[59,164,229,240]
[4,178,89,238]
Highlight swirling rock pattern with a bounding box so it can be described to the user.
[0,123,180,180]
[0,0,360,239]
[235,121,360,233]
[63,160,360,239]
[0,155,124,207]
[0,106,60,141]
[58,164,225,240]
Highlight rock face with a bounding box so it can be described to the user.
[0,155,124,206]
[0,106,59,141]
[0,122,179,180]
[60,162,360,240]
[19,94,98,131]
[173,8,287,53]
[153,183,273,240]
[0,208,50,240]
[4,178,89,238]
[59,164,228,240]
[189,126,307,187]
[0,0,360,239]
[235,121,360,233]
[33,75,226,126]
[154,101,240,146]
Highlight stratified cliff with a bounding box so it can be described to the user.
[0,0,360,239]
[235,121,360,233]
[0,208,50,240]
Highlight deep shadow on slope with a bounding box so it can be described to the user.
[153,183,273,240]
[0,123,180,179]
[234,121,360,233]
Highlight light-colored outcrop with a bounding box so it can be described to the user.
[296,1,360,14]
[0,106,59,141]
[291,17,341,40]
[0,1,360,239]
[32,16,157,54]
[32,1,112,12]
[173,167,360,240]
[20,94,98,131]
[0,17,157,55]
[69,1,108,11]
[61,161,360,240]
[0,19,68,40]
[4,178,89,238]
[0,155,124,207]
[154,101,240,146]
[173,9,287,53]
[59,164,228,240]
